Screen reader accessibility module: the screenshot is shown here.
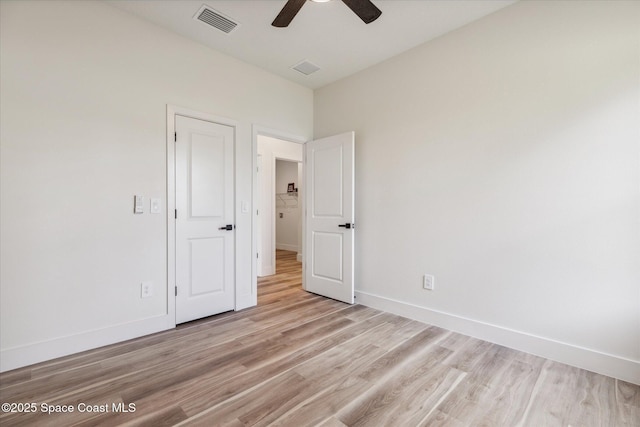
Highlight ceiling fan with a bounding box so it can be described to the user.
[272,0,382,28]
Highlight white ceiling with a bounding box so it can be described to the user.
[107,0,517,89]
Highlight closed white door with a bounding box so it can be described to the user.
[175,115,235,324]
[305,132,355,304]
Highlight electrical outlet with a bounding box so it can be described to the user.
[423,274,435,290]
[141,281,153,298]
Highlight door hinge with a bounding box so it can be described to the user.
[175,209,177,219]
[174,132,177,142]
[175,286,177,296]
[257,252,259,259]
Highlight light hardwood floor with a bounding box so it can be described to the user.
[1,250,638,426]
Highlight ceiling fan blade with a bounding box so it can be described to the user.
[341,0,381,24]
[272,0,307,27]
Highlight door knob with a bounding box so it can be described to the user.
[338,223,354,229]
[218,224,234,230]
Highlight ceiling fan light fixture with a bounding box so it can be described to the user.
[310,0,333,3]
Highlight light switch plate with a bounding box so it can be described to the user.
[150,198,161,214]
[134,195,144,214]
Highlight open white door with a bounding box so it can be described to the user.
[175,115,235,323]
[305,132,355,304]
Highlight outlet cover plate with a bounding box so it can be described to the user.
[141,281,154,298]
[423,274,435,290]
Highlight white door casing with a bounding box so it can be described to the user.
[256,154,263,276]
[304,132,355,304]
[175,115,235,323]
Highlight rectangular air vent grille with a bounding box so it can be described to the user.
[195,6,238,34]
[292,60,321,76]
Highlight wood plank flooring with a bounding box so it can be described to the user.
[1,250,638,426]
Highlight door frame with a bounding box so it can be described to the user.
[167,105,239,323]
[252,125,307,306]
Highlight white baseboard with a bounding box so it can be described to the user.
[276,243,299,252]
[258,266,275,277]
[355,290,639,385]
[296,252,303,262]
[0,314,174,373]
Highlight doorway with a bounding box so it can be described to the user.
[252,128,355,307]
[256,134,303,277]
[275,159,302,253]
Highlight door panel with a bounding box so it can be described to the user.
[312,145,343,217]
[190,133,225,218]
[312,231,343,281]
[176,115,235,324]
[305,132,355,304]
[189,237,225,295]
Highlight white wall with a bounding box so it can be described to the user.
[257,135,303,276]
[275,160,300,252]
[0,0,312,371]
[314,0,640,383]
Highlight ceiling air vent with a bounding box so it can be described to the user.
[194,5,238,34]
[292,60,321,76]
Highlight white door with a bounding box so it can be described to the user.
[305,132,355,304]
[175,115,235,324]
